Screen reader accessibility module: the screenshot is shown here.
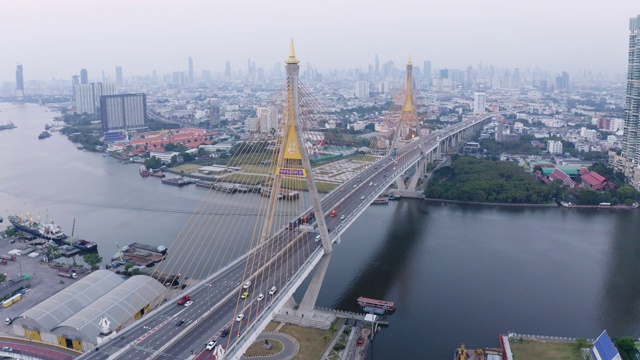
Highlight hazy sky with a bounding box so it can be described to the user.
[2,0,639,83]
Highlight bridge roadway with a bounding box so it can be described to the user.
[81,114,493,360]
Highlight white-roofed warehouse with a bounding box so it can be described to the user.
[13,270,165,352]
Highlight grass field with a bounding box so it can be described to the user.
[244,340,284,357]
[511,340,583,360]
[262,319,344,360]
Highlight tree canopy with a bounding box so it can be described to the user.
[425,156,554,204]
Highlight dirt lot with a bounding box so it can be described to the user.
[0,235,92,337]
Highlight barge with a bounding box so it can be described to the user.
[161,177,194,186]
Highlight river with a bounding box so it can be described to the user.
[1,103,639,359]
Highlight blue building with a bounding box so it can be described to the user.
[591,330,621,360]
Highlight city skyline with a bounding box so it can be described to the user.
[1,0,638,83]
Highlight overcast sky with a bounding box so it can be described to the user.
[1,0,638,83]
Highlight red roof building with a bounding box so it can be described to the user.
[549,169,575,188]
[579,169,611,191]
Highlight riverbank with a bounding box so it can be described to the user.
[424,197,559,208]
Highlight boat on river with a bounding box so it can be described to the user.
[0,121,16,131]
[8,215,67,241]
[357,296,396,313]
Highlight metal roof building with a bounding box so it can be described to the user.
[52,275,165,346]
[591,330,621,360]
[17,270,124,335]
[13,270,165,352]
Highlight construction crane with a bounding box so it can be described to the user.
[115,242,126,265]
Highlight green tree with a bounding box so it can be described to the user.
[0,273,6,283]
[616,337,635,352]
[83,253,103,270]
[144,156,162,169]
[575,338,588,350]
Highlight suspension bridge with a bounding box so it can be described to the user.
[78,42,499,360]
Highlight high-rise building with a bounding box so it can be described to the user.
[375,54,379,77]
[80,69,88,84]
[15,64,24,94]
[547,140,563,155]
[115,66,123,86]
[473,92,486,114]
[623,14,640,181]
[255,107,279,133]
[71,75,80,100]
[75,82,118,114]
[225,61,231,79]
[188,57,193,84]
[355,81,370,99]
[100,93,147,133]
[423,60,431,85]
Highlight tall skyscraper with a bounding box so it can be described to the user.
[71,75,80,100]
[375,54,379,77]
[473,92,486,114]
[80,69,88,84]
[188,57,193,84]
[15,64,24,94]
[355,81,370,99]
[225,61,231,79]
[423,60,432,85]
[100,93,147,133]
[622,15,640,174]
[75,82,118,114]
[115,66,123,86]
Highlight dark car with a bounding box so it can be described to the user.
[176,320,184,326]
[220,328,230,337]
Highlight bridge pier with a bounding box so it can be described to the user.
[276,253,335,329]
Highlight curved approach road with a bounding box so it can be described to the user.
[241,332,299,360]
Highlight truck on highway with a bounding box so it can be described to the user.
[330,210,337,217]
[177,295,191,305]
[0,255,16,261]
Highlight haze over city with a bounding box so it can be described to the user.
[2,0,639,83]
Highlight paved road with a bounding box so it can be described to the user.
[0,340,78,360]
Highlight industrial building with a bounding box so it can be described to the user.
[12,270,165,352]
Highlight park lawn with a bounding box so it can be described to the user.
[244,340,284,357]
[277,319,344,360]
[170,163,202,174]
[511,340,582,360]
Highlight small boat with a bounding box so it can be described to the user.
[139,166,151,177]
[0,121,16,131]
[195,179,215,188]
[357,296,396,312]
[38,131,52,139]
[151,171,165,178]
[72,239,98,250]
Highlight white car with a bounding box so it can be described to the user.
[268,286,278,295]
[184,301,193,307]
[315,235,321,242]
[256,293,265,301]
[235,313,244,321]
[374,183,377,186]
[369,182,373,186]
[353,184,357,188]
[242,281,251,289]
[340,215,345,220]
[206,340,218,350]
[360,195,365,200]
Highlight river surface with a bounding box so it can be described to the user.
[2,103,640,359]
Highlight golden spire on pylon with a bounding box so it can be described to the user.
[408,54,412,66]
[286,38,299,64]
